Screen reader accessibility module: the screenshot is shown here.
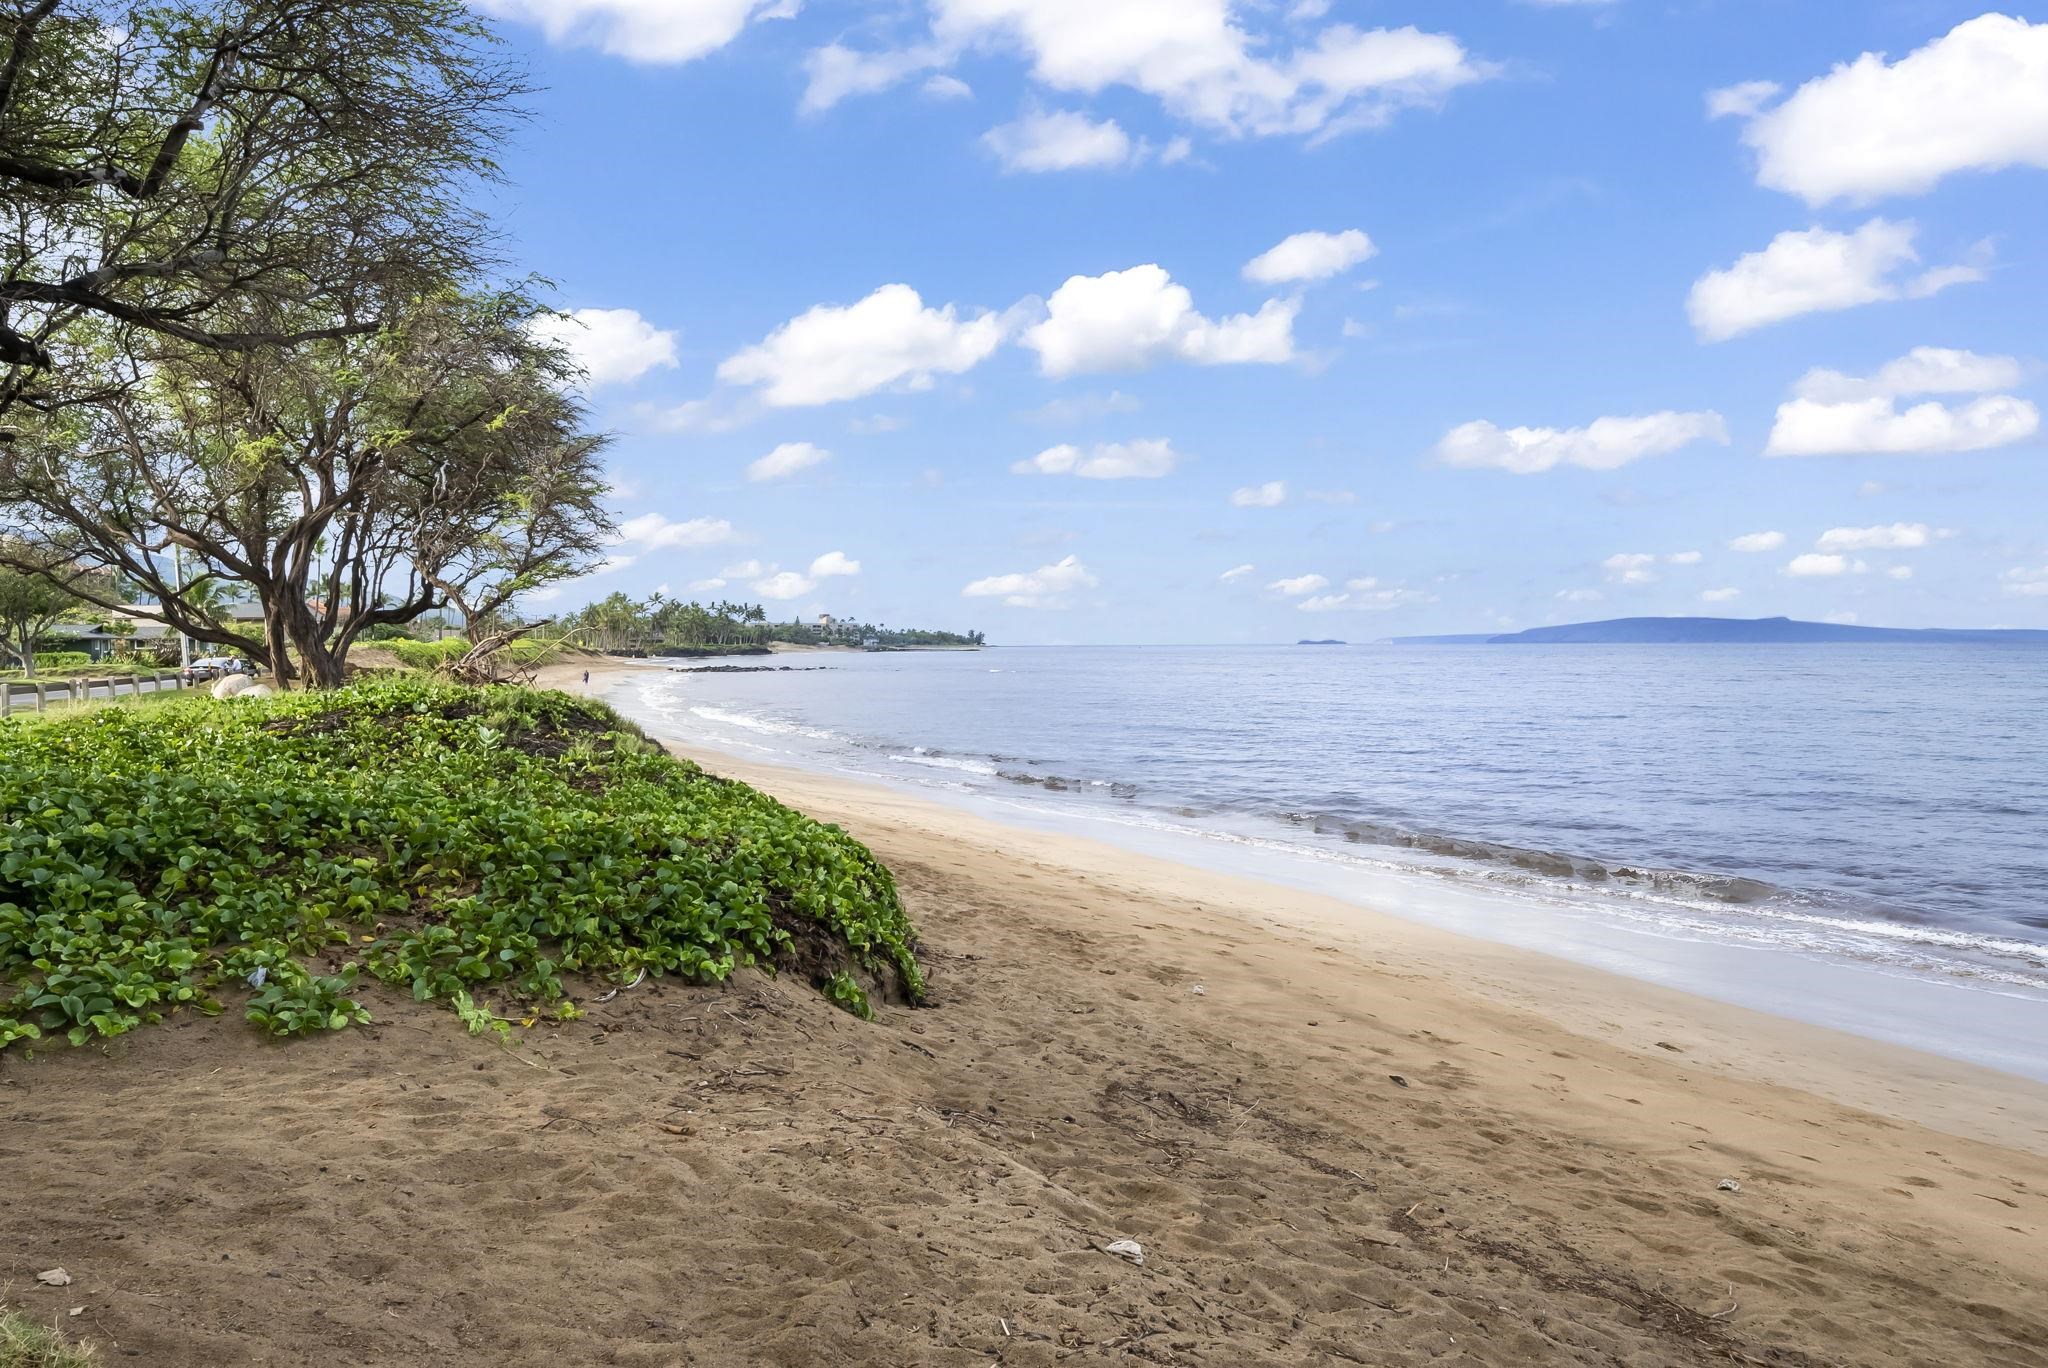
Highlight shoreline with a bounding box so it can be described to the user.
[562,659,2048,1103]
[3,663,2041,1364]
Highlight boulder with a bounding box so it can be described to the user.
[212,674,253,700]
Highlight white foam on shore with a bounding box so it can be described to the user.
[608,673,2048,1080]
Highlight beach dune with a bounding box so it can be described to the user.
[3,687,2044,1365]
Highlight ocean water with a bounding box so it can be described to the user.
[611,644,2048,1073]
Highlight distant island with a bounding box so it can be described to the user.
[1296,639,1348,646]
[1392,616,2048,646]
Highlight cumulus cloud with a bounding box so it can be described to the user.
[1023,265,1298,376]
[1268,573,1330,596]
[810,551,862,578]
[1231,481,1288,508]
[616,513,742,550]
[1436,411,1728,474]
[1603,552,1659,585]
[1010,439,1182,479]
[1556,587,1604,604]
[962,554,1099,608]
[1717,14,2048,205]
[2003,566,2048,597]
[1298,578,1434,612]
[1786,553,1852,577]
[738,551,861,602]
[1766,345,2040,456]
[719,284,1006,407]
[1816,523,1932,552]
[1769,396,2039,456]
[1791,347,2026,403]
[753,571,816,601]
[1220,564,1257,583]
[1700,587,1742,603]
[474,0,793,63]
[809,6,1495,141]
[747,441,832,482]
[1244,229,1377,284]
[530,307,679,387]
[984,109,1140,171]
[1687,219,1984,342]
[1667,550,1704,566]
[1729,530,1787,553]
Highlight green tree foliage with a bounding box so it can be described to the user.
[0,679,923,1050]
[0,542,108,675]
[561,594,986,653]
[0,291,612,688]
[0,0,523,415]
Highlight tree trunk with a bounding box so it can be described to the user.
[263,609,298,690]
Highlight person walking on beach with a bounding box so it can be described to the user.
[582,670,590,688]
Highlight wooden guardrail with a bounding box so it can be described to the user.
[0,671,187,718]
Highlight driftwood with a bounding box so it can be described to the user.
[445,620,561,686]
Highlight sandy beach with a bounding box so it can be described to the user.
[3,664,2045,1366]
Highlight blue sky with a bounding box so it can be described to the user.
[474,1,2048,642]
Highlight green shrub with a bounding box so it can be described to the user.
[31,652,91,670]
[0,680,922,1051]
[388,637,471,671]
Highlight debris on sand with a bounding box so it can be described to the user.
[1102,1239,1145,1266]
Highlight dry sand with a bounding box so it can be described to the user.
[4,666,2045,1366]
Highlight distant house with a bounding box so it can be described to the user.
[42,620,169,662]
[816,613,839,631]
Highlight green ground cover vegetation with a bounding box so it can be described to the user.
[0,681,922,1052]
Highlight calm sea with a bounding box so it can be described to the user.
[612,644,2048,1067]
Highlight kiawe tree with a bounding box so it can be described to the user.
[0,292,613,687]
[0,0,523,417]
[0,540,107,674]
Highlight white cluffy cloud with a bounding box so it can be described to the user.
[719,284,1007,407]
[1713,14,2048,205]
[474,0,794,64]
[1268,573,1330,596]
[616,513,741,550]
[1603,553,1659,586]
[747,551,862,602]
[1024,265,1298,376]
[1219,564,1257,583]
[1700,587,1742,603]
[2003,566,2048,597]
[1244,229,1377,285]
[984,109,1141,171]
[1231,481,1288,508]
[747,441,831,482]
[1728,530,1786,553]
[1011,438,1183,479]
[1436,410,1728,474]
[1298,578,1434,613]
[1766,346,2039,457]
[531,307,678,387]
[1816,523,1932,552]
[805,8,1495,142]
[962,554,1098,608]
[1687,219,1984,342]
[1786,553,1855,578]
